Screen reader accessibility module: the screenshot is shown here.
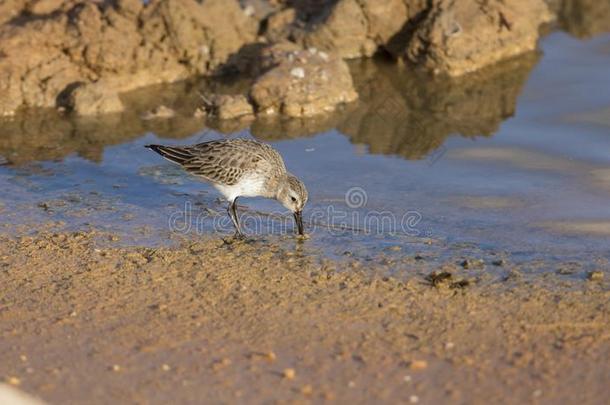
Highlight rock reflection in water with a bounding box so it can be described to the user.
[0,110,206,165]
[338,52,539,160]
[0,50,539,165]
[555,0,610,38]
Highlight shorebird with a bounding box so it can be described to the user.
[145,139,308,237]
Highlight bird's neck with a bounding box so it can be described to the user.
[269,173,290,201]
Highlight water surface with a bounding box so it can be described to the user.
[1,32,610,274]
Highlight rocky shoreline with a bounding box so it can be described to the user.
[1,0,608,118]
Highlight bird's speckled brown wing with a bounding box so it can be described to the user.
[150,139,286,186]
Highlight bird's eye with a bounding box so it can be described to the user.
[291,196,297,202]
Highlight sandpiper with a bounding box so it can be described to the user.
[145,138,308,237]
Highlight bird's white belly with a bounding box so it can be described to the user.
[213,175,267,202]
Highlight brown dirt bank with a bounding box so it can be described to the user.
[0,231,608,404]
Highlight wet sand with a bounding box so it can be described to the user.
[0,230,608,404]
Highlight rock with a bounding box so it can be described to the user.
[409,359,428,370]
[141,105,176,120]
[0,1,28,26]
[264,7,297,42]
[460,259,484,269]
[300,0,428,59]
[68,82,125,116]
[140,0,257,76]
[587,271,604,281]
[26,0,71,15]
[557,0,610,38]
[0,0,257,116]
[250,43,358,117]
[283,368,296,380]
[406,0,553,76]
[0,384,47,405]
[204,94,255,120]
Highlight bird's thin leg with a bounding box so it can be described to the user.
[228,198,244,238]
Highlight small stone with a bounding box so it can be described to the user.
[208,94,254,120]
[141,105,175,120]
[290,67,305,79]
[403,375,412,382]
[556,267,576,275]
[409,395,419,403]
[6,376,20,385]
[587,271,604,281]
[492,259,505,266]
[212,358,231,371]
[324,391,336,400]
[161,364,171,371]
[283,368,296,380]
[460,259,484,269]
[243,5,255,16]
[193,107,207,118]
[445,342,455,350]
[347,380,356,388]
[318,51,329,61]
[301,384,313,395]
[111,365,121,372]
[266,351,277,362]
[19,355,27,362]
[409,360,428,370]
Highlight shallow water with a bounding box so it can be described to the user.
[1,32,610,272]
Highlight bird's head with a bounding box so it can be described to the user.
[277,174,308,235]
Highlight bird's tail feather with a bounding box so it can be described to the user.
[145,144,193,164]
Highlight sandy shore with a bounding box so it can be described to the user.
[0,230,608,404]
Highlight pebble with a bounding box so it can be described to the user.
[587,271,603,281]
[403,375,412,382]
[290,67,305,79]
[161,364,171,371]
[409,395,419,403]
[141,105,175,120]
[283,368,296,380]
[212,358,231,371]
[409,360,428,370]
[6,376,21,385]
[461,259,484,269]
[301,384,313,395]
[347,380,356,388]
[111,365,121,372]
[266,351,277,362]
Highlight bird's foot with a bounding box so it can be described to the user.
[222,232,248,245]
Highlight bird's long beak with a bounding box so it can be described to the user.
[293,211,304,235]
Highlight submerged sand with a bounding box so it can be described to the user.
[0,230,608,404]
